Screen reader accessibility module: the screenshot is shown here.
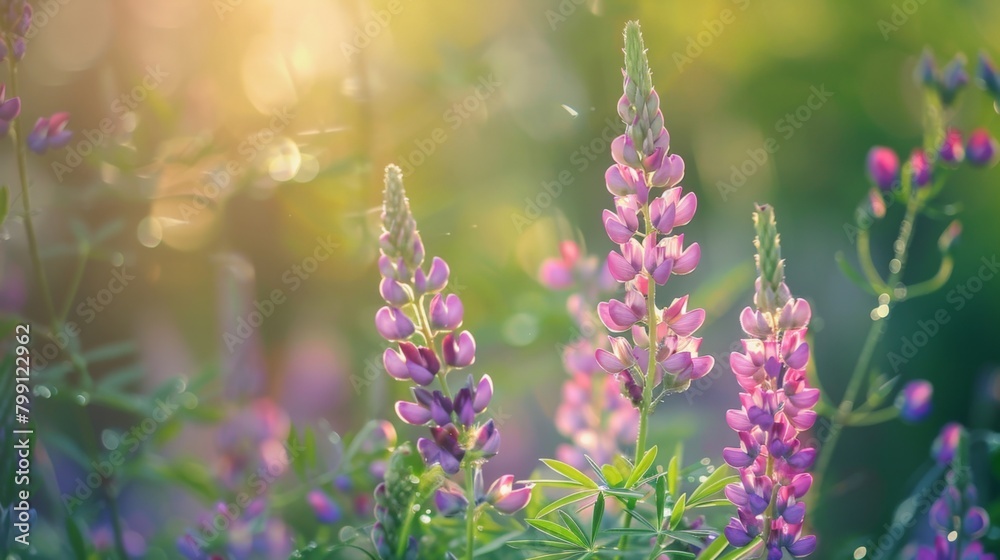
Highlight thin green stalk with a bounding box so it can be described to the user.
[7,62,57,327]
[815,195,920,487]
[59,245,90,322]
[7,60,127,560]
[616,204,657,559]
[464,465,477,560]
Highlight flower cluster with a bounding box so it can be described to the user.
[909,424,994,560]
[0,0,29,62]
[595,22,712,409]
[539,241,639,469]
[723,205,818,558]
[372,164,530,544]
[866,50,999,196]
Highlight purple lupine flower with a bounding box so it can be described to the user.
[966,128,998,168]
[913,424,994,560]
[596,21,712,409]
[26,112,72,154]
[939,128,965,165]
[916,48,938,88]
[932,422,963,465]
[372,164,529,546]
[896,379,933,422]
[866,146,899,192]
[0,0,30,62]
[978,52,1000,100]
[724,205,817,558]
[307,490,342,524]
[0,83,20,136]
[909,148,932,188]
[939,54,969,105]
[433,469,532,517]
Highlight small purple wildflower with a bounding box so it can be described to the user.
[977,51,1000,100]
[896,379,933,422]
[966,128,998,168]
[26,112,73,154]
[909,148,932,188]
[307,489,342,524]
[939,128,965,165]
[932,422,963,465]
[0,83,20,136]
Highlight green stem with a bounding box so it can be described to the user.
[814,195,920,488]
[7,62,57,328]
[847,406,900,427]
[464,465,477,560]
[59,244,90,322]
[616,204,658,559]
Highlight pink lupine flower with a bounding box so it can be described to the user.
[966,128,999,167]
[433,470,532,517]
[596,22,712,408]
[26,112,72,154]
[896,379,933,422]
[723,205,817,558]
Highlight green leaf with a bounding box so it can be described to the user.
[694,532,729,560]
[585,455,609,486]
[689,464,736,506]
[525,519,588,547]
[536,489,597,518]
[508,540,578,552]
[600,464,623,487]
[591,493,605,543]
[530,479,593,489]
[625,445,657,489]
[541,459,598,489]
[669,493,687,530]
[662,529,706,548]
[558,510,591,548]
[655,475,666,528]
[688,498,732,509]
[667,451,680,498]
[65,516,90,560]
[0,186,8,227]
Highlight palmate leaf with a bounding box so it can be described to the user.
[559,510,591,548]
[696,536,762,560]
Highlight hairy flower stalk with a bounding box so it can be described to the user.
[595,21,712,461]
[723,205,817,558]
[373,165,530,560]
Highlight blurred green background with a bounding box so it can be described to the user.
[5,0,1000,556]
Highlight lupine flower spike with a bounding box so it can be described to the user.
[724,205,817,558]
[596,22,713,426]
[372,164,530,558]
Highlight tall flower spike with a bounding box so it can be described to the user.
[372,164,528,560]
[598,21,711,408]
[725,205,817,559]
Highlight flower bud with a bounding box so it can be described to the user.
[374,306,415,341]
[866,146,899,191]
[939,128,965,165]
[966,128,998,167]
[895,379,933,422]
[908,148,932,188]
[428,293,463,331]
